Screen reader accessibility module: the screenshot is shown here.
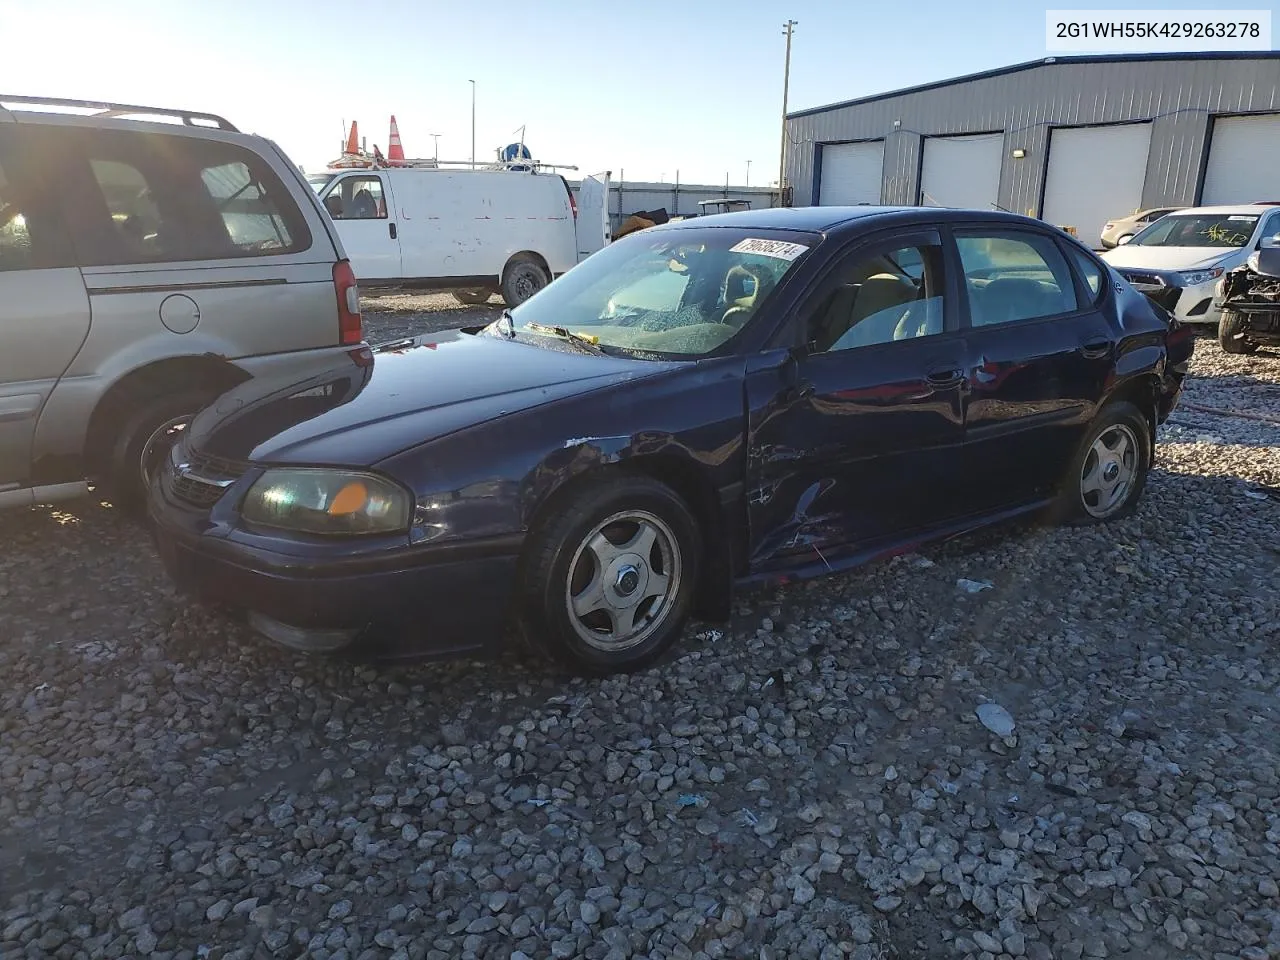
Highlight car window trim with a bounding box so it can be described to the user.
[1055,236,1110,309]
[946,223,1094,331]
[764,225,957,352]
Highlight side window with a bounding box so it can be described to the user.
[0,160,33,270]
[1261,212,1280,244]
[200,161,296,253]
[805,242,945,354]
[89,159,168,261]
[956,233,1078,327]
[59,128,311,266]
[324,177,386,220]
[1066,245,1105,300]
[0,146,73,272]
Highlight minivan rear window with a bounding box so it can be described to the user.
[44,127,313,266]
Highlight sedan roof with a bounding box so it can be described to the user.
[664,204,1075,237]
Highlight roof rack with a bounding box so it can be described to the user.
[324,153,579,173]
[0,95,237,131]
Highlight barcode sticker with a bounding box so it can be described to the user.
[729,238,810,261]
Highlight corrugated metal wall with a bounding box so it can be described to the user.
[785,56,1280,213]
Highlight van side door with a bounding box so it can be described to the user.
[0,124,91,497]
[320,172,402,280]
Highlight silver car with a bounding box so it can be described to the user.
[1100,204,1280,327]
[0,96,363,513]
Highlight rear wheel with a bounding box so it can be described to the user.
[452,288,493,306]
[1218,309,1259,354]
[500,255,551,307]
[104,388,217,517]
[519,476,701,675]
[1054,401,1151,525]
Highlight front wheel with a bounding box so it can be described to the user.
[519,476,702,675]
[1219,309,1259,354]
[1054,401,1151,525]
[500,255,551,307]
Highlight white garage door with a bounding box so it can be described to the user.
[920,133,1004,210]
[818,141,884,205]
[1202,114,1280,205]
[1042,123,1152,249]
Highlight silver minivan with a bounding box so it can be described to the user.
[0,96,363,514]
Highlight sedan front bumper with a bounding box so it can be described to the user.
[1114,268,1223,325]
[147,473,522,660]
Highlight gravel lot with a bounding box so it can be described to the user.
[2,300,1279,960]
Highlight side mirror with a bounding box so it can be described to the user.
[1117,235,1133,245]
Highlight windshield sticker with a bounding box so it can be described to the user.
[729,238,809,261]
[1228,216,1256,222]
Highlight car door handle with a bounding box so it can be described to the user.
[925,367,964,388]
[1079,338,1111,359]
[389,222,398,240]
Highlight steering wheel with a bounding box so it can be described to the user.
[720,305,753,327]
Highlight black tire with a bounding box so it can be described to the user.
[1218,309,1259,355]
[500,255,551,307]
[104,388,217,516]
[1054,401,1151,526]
[452,288,493,306]
[518,475,702,675]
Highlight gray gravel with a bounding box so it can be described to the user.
[2,312,1278,960]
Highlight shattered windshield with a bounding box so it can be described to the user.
[506,227,817,356]
[1128,213,1259,248]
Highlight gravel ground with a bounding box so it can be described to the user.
[2,306,1279,960]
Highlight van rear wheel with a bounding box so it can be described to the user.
[501,255,551,307]
[452,288,493,306]
[105,388,218,517]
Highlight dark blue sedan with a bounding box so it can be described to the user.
[147,206,1195,674]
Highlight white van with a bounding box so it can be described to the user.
[307,166,610,306]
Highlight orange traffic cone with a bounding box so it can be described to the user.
[388,116,405,163]
[344,120,359,156]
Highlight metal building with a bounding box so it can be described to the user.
[783,52,1280,247]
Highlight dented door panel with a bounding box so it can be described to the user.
[743,337,967,572]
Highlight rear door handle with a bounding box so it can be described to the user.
[925,367,964,388]
[1079,338,1111,359]
[389,222,398,240]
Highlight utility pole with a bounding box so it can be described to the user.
[779,19,797,207]
[429,133,441,162]
[746,159,752,187]
[468,79,476,167]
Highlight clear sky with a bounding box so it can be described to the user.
[5,0,1276,186]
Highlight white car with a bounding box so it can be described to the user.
[308,166,611,307]
[1100,204,1280,326]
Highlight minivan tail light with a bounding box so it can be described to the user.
[333,259,362,346]
[569,191,578,220]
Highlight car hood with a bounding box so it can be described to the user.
[1100,246,1239,272]
[189,331,676,466]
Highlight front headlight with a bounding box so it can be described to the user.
[240,468,412,535]
[1179,267,1223,286]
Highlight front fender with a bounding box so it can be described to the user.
[376,357,749,550]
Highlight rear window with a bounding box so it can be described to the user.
[46,127,312,266]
